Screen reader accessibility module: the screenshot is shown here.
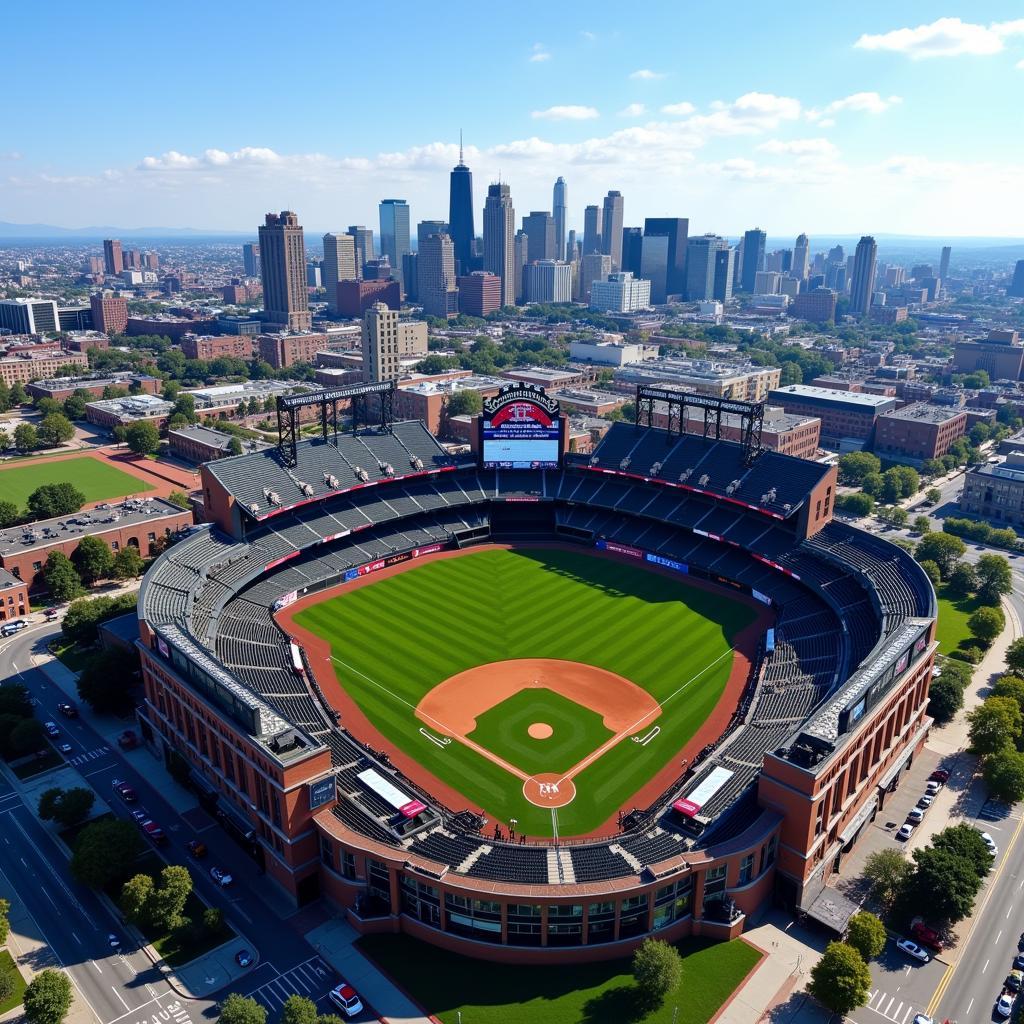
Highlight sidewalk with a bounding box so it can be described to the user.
[306,918,433,1024]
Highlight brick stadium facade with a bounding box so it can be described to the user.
[137,412,934,960]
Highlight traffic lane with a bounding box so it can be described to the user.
[849,941,944,1024]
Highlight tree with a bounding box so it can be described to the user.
[61,592,137,646]
[37,413,75,448]
[838,452,881,485]
[862,848,911,909]
[446,390,484,418]
[63,393,87,420]
[915,533,966,578]
[0,970,14,1005]
[6,718,45,757]
[932,824,995,878]
[112,546,146,580]
[947,562,977,598]
[166,490,190,509]
[836,492,874,516]
[779,360,802,385]
[631,938,681,1007]
[227,436,243,456]
[918,559,942,588]
[77,648,139,715]
[881,506,909,527]
[9,383,28,407]
[13,423,38,451]
[984,747,1024,802]
[968,605,1005,645]
[112,425,128,448]
[120,873,156,925]
[70,818,143,889]
[846,911,886,960]
[218,994,267,1024]
[203,906,223,934]
[0,499,19,527]
[38,787,94,827]
[912,515,931,535]
[27,482,86,519]
[975,553,1013,605]
[926,487,942,503]
[928,675,965,724]
[0,896,9,946]
[905,846,982,924]
[991,675,1024,714]
[148,865,192,932]
[280,995,319,1024]
[72,536,114,586]
[44,551,83,600]
[126,420,160,456]
[808,942,871,1016]
[23,970,72,1024]
[1007,637,1024,676]
[967,696,1023,755]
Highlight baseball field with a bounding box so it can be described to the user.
[293,547,757,836]
[0,454,153,511]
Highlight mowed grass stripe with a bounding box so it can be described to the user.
[296,548,755,836]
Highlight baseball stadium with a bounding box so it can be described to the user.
[137,380,936,961]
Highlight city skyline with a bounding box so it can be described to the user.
[4,2,1024,236]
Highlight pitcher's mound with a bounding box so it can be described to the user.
[523,773,576,808]
[528,722,553,739]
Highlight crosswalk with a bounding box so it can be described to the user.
[864,988,921,1023]
[247,957,335,1014]
[68,744,110,766]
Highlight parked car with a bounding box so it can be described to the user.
[1,619,28,636]
[925,781,941,796]
[997,991,1015,1018]
[235,950,253,968]
[44,721,59,737]
[1006,970,1023,992]
[130,808,149,824]
[328,983,364,1018]
[117,730,139,750]
[896,938,930,963]
[1015,951,1024,971]
[56,702,77,718]
[910,920,945,950]
[186,840,207,858]
[896,823,915,841]
[44,608,60,621]
[912,1015,934,1024]
[210,867,233,887]
[107,933,122,950]
[139,820,167,846]
[112,779,137,803]
[929,768,950,783]
[907,808,925,824]
[58,743,73,755]
[917,795,934,809]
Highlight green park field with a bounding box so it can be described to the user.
[295,547,755,835]
[0,455,153,512]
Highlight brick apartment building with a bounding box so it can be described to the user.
[768,385,897,447]
[873,404,968,465]
[257,333,329,369]
[168,424,241,463]
[90,293,129,335]
[126,316,219,340]
[337,279,400,318]
[0,567,29,621]
[961,454,1024,525]
[953,329,1024,381]
[66,332,111,353]
[0,350,89,386]
[790,288,837,323]
[27,373,161,403]
[457,272,502,317]
[181,334,256,361]
[394,375,505,436]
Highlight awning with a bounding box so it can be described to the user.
[839,796,878,846]
[804,886,860,934]
[357,767,426,818]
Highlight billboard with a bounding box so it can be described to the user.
[480,384,562,469]
[308,775,337,810]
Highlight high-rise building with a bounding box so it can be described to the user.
[601,191,624,270]
[713,246,734,302]
[523,260,572,304]
[483,183,515,307]
[580,253,613,303]
[589,272,651,313]
[143,252,159,271]
[566,229,579,265]
[401,254,418,302]
[346,226,375,277]
[364,258,393,281]
[242,242,260,277]
[792,234,810,280]
[754,271,781,295]
[621,227,643,277]
[417,233,458,319]
[258,210,312,331]
[0,298,59,334]
[379,200,411,288]
[457,272,502,317]
[322,233,358,312]
[583,205,602,256]
[940,246,952,280]
[686,234,729,301]
[448,140,475,276]
[306,262,321,288]
[643,218,688,295]
[361,302,403,382]
[1009,260,1024,298]
[90,292,128,335]
[513,231,529,304]
[523,211,556,263]
[552,177,568,261]
[417,220,448,252]
[640,234,670,304]
[103,239,123,275]
[849,235,878,316]
[740,228,766,292]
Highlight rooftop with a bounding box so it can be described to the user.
[29,372,158,392]
[878,403,967,424]
[168,423,236,450]
[617,358,775,383]
[501,366,582,382]
[769,384,897,409]
[86,394,173,419]
[0,567,23,590]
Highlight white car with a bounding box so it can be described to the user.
[209,867,233,887]
[328,982,364,1018]
[907,808,924,824]
[997,992,1014,1017]
[917,795,934,809]
[912,1015,934,1024]
[896,938,930,963]
[896,823,914,841]
[925,781,941,795]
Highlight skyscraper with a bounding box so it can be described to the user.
[640,235,670,304]
[849,235,878,316]
[686,235,728,301]
[792,234,810,280]
[643,217,689,295]
[523,261,572,304]
[322,233,357,311]
[483,183,515,307]
[940,246,952,280]
[417,220,448,252]
[601,191,624,271]
[583,205,602,256]
[258,211,312,331]
[346,226,375,277]
[379,200,411,288]
[566,229,579,265]
[1009,260,1024,298]
[740,228,766,292]
[580,253,612,303]
[448,138,475,276]
[417,233,458,319]
[552,177,568,261]
[621,227,643,277]
[713,245,734,302]
[523,211,555,262]
[242,242,260,277]
[103,239,123,275]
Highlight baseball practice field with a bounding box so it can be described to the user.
[292,547,758,836]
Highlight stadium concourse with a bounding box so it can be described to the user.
[137,411,936,962]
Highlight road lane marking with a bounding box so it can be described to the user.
[71,933,80,944]
[967,997,974,1013]
[983,959,989,973]
[111,985,130,1011]
[92,962,102,974]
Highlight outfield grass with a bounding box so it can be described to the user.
[0,455,153,511]
[0,950,27,1014]
[356,932,761,1024]
[296,548,755,835]
[934,583,986,657]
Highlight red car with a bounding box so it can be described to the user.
[139,819,167,846]
[112,779,137,803]
[911,920,945,951]
[929,769,950,784]
[118,730,139,750]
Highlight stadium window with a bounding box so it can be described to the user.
[507,904,542,946]
[619,894,649,939]
[738,854,755,886]
[586,902,616,945]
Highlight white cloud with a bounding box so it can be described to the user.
[676,92,801,135]
[529,42,551,62]
[580,30,596,42]
[140,147,284,171]
[757,138,839,158]
[629,68,667,80]
[809,92,902,119]
[618,103,647,117]
[854,17,1024,59]
[1017,58,1024,69]
[531,105,599,121]
[661,101,696,116]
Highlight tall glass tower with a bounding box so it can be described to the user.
[553,177,568,261]
[448,134,475,275]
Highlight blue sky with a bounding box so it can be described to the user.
[4,1,1024,235]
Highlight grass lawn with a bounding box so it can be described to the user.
[0,950,27,1014]
[356,933,761,1024]
[10,745,62,779]
[934,583,987,658]
[49,639,99,675]
[296,547,755,836]
[0,455,153,511]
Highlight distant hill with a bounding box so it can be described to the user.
[0,221,249,239]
